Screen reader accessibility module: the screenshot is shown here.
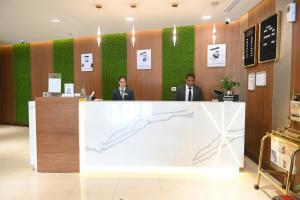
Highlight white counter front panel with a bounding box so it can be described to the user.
[28,101,37,169]
[79,101,245,172]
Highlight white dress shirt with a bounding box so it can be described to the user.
[185,84,193,101]
[119,87,126,99]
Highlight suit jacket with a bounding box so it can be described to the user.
[175,85,204,101]
[112,88,135,100]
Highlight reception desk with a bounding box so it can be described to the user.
[31,97,79,172]
[30,98,245,173]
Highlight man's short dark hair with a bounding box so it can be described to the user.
[186,73,195,79]
[118,75,127,81]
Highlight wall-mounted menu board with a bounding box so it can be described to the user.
[243,25,257,67]
[258,12,281,63]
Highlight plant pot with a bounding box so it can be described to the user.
[225,90,233,96]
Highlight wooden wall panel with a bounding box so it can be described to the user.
[127,30,162,100]
[272,0,293,130]
[30,41,53,99]
[291,0,300,94]
[36,97,79,172]
[245,0,275,161]
[239,14,249,102]
[74,37,102,99]
[0,45,15,124]
[248,0,276,27]
[195,22,241,100]
[290,0,300,188]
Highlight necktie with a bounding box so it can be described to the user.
[121,89,125,100]
[188,87,192,101]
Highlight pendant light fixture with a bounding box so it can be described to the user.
[131,25,136,47]
[97,26,101,47]
[212,23,217,44]
[95,3,102,47]
[172,2,179,46]
[128,2,137,47]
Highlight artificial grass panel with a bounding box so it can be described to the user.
[53,39,74,92]
[102,33,127,100]
[12,43,31,124]
[162,26,195,100]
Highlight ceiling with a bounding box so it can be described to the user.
[0,0,261,45]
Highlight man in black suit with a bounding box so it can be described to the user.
[112,76,135,100]
[176,73,204,101]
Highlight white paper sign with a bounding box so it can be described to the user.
[248,73,255,91]
[64,83,74,94]
[137,49,151,70]
[48,78,61,93]
[271,137,297,173]
[207,44,226,67]
[256,71,267,86]
[81,53,93,72]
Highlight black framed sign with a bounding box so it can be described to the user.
[243,25,257,67]
[258,12,281,63]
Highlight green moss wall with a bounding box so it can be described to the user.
[53,39,74,92]
[12,43,31,124]
[102,33,127,100]
[162,26,195,100]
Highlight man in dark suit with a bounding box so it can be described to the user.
[176,73,204,101]
[112,76,135,100]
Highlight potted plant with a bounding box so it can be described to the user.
[220,75,240,95]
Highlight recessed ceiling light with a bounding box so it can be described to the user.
[172,2,179,7]
[202,15,212,20]
[130,3,137,8]
[126,17,134,22]
[211,1,220,6]
[52,18,60,23]
[95,3,102,9]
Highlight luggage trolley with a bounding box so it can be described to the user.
[254,122,300,194]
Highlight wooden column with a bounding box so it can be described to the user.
[0,45,15,124]
[36,97,79,172]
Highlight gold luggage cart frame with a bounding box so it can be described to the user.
[254,126,300,194]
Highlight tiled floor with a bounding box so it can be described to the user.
[0,125,281,200]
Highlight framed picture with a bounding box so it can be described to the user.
[256,71,267,87]
[243,25,258,67]
[81,53,93,72]
[258,12,281,63]
[207,44,226,67]
[137,49,151,70]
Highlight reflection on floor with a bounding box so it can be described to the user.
[0,125,281,200]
